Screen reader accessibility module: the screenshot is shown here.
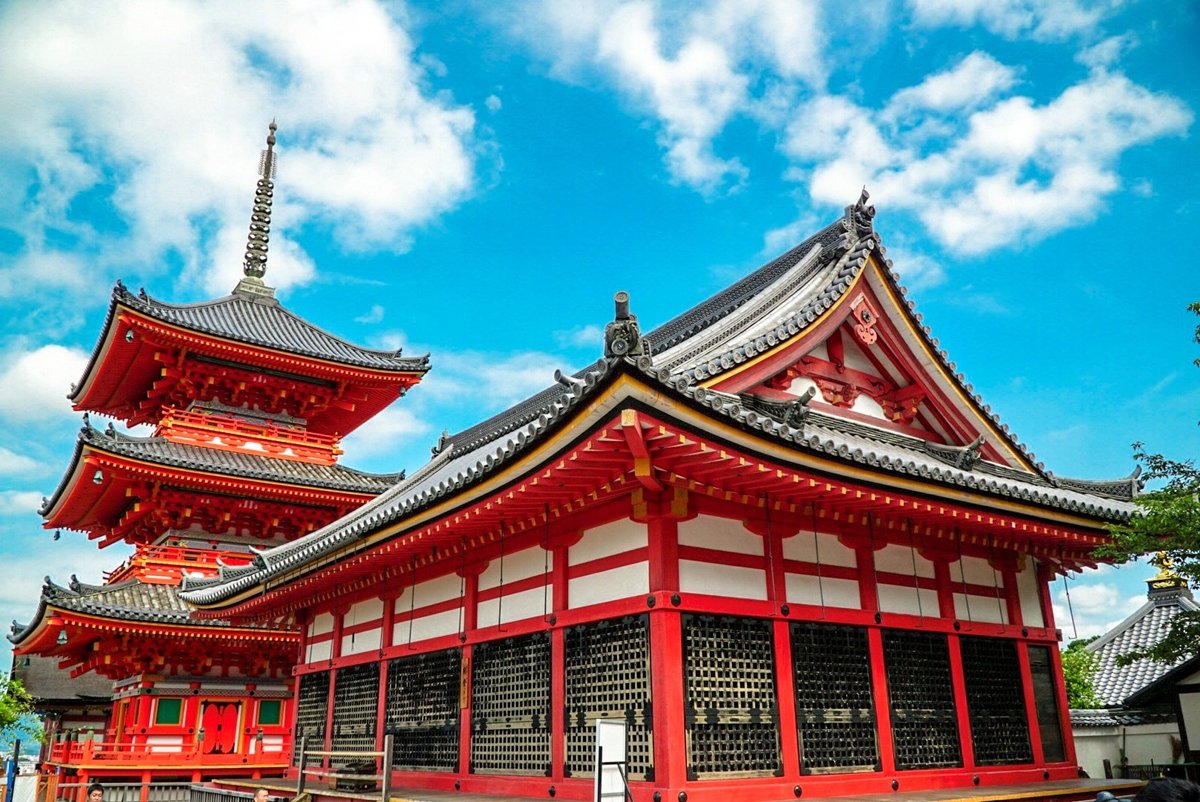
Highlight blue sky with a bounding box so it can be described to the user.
[0,0,1196,651]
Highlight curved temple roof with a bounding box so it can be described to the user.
[41,416,403,519]
[181,193,1140,609]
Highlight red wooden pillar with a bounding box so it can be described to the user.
[1036,559,1058,632]
[1048,643,1078,765]
[325,606,346,768]
[946,635,976,769]
[639,488,689,794]
[866,627,896,774]
[1001,561,1024,628]
[457,565,483,776]
[375,593,396,758]
[1016,643,1046,764]
[745,506,801,778]
[548,532,579,784]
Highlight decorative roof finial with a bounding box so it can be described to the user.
[604,291,649,358]
[235,121,278,297]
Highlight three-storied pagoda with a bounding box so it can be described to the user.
[182,191,1139,802]
[10,124,428,795]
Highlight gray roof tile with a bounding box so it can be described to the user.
[1087,585,1199,706]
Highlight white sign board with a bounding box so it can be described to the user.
[593,718,627,801]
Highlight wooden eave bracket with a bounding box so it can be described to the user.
[619,409,663,491]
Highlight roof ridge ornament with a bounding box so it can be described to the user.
[923,433,985,471]
[604,291,650,358]
[234,121,278,299]
[850,186,876,236]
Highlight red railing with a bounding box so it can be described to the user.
[156,407,343,465]
[104,544,255,584]
[46,735,291,769]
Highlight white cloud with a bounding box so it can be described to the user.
[884,52,1018,122]
[554,325,605,350]
[485,94,503,113]
[512,0,825,192]
[0,451,45,478]
[1077,33,1138,70]
[1051,576,1144,640]
[340,406,432,463]
[907,0,1108,42]
[0,344,89,424]
[0,490,44,515]
[796,69,1191,256]
[0,0,480,298]
[354,304,386,325]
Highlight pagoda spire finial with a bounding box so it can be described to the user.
[235,121,278,298]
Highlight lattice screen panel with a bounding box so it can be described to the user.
[790,622,879,773]
[882,629,962,770]
[331,662,380,768]
[564,615,652,780]
[470,632,551,775]
[961,636,1032,765]
[682,615,780,778]
[385,648,461,772]
[293,670,329,766]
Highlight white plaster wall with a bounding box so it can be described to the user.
[1181,692,1200,751]
[678,515,762,555]
[570,519,647,565]
[850,394,888,420]
[875,543,935,577]
[394,608,460,644]
[307,612,335,638]
[785,574,860,609]
[478,586,552,627]
[1078,720,1187,776]
[146,735,184,753]
[250,734,286,754]
[306,639,332,663]
[781,376,820,400]
[1017,558,1045,628]
[680,560,766,600]
[341,625,381,656]
[569,562,648,609]
[950,555,1000,586]
[781,530,857,567]
[394,573,462,615]
[953,593,1008,624]
[344,597,384,628]
[1182,668,1200,684]
[878,584,939,616]
[480,544,549,589]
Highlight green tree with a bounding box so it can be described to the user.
[1062,637,1101,708]
[1095,302,1200,665]
[0,676,39,746]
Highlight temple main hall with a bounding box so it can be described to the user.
[177,181,1140,802]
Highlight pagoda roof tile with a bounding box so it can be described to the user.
[69,281,429,406]
[40,418,403,518]
[9,574,274,646]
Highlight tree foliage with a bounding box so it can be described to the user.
[0,677,40,744]
[1095,302,1200,665]
[1062,637,1101,709]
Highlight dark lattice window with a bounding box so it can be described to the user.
[386,648,461,772]
[961,636,1032,765]
[564,616,652,780]
[882,630,961,770]
[331,662,380,768]
[470,632,551,775]
[293,670,330,766]
[682,615,780,778]
[791,622,879,773]
[1027,645,1066,763]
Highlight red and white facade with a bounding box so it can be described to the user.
[185,194,1139,801]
